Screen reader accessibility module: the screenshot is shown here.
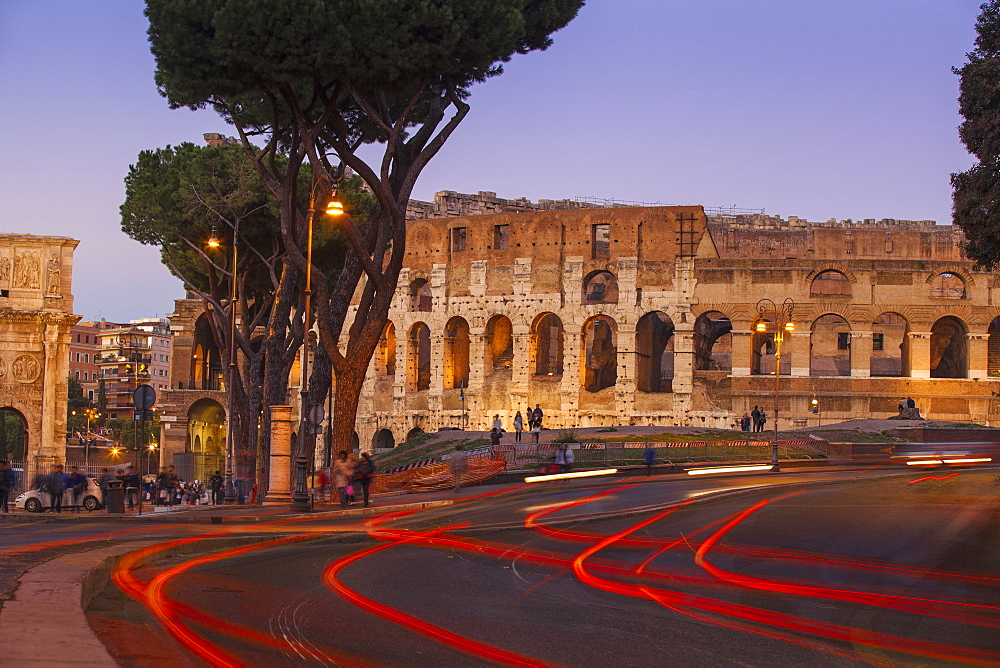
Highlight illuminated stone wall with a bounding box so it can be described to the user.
[0,234,80,479]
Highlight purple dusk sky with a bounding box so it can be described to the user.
[0,1,982,323]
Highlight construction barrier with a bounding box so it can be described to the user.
[371,453,507,494]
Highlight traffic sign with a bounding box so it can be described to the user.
[133,384,156,410]
[308,403,325,426]
[133,410,154,421]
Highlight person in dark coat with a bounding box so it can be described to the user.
[40,464,64,513]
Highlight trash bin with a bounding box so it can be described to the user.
[105,480,125,514]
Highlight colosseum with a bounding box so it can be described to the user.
[354,190,1000,450]
[159,189,1000,469]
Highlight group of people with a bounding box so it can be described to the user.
[495,404,546,444]
[316,451,376,508]
[740,406,769,432]
[33,464,89,512]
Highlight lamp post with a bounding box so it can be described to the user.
[208,224,239,504]
[754,298,795,472]
[291,176,344,511]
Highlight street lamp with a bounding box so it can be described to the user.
[208,224,240,504]
[291,175,344,511]
[754,298,795,472]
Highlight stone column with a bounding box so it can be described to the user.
[562,257,583,307]
[39,321,60,458]
[968,333,989,379]
[510,327,531,421]
[908,331,932,379]
[265,405,293,504]
[468,332,488,429]
[427,331,444,427]
[671,326,695,413]
[731,329,753,377]
[560,324,582,424]
[393,331,407,414]
[850,331,872,378]
[615,325,637,420]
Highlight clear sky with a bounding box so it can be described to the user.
[0,0,982,322]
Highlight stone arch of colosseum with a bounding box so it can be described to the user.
[0,235,79,483]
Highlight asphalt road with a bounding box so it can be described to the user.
[70,466,1000,667]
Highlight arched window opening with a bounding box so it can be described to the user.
[407,323,431,391]
[930,272,966,299]
[751,318,792,376]
[443,317,470,389]
[930,316,968,378]
[583,271,618,304]
[191,315,223,390]
[532,312,564,376]
[373,429,395,450]
[810,270,852,297]
[810,314,851,377]
[486,315,513,370]
[636,311,674,392]
[409,278,432,311]
[377,322,396,376]
[871,313,908,377]
[583,315,617,392]
[693,311,732,371]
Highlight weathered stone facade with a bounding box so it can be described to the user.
[0,234,80,479]
[353,203,1000,450]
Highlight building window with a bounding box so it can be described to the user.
[837,332,851,350]
[872,333,884,351]
[75,371,80,379]
[451,227,467,252]
[84,371,89,381]
[493,224,510,249]
[87,390,94,401]
[593,223,610,259]
[84,353,89,363]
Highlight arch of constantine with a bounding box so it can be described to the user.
[353,197,1000,450]
[0,234,79,480]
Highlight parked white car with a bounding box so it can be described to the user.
[14,476,103,512]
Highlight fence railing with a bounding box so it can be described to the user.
[494,440,825,472]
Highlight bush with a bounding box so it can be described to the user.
[554,430,578,443]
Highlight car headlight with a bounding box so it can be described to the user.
[15,493,25,501]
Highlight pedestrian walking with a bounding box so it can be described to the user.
[490,427,502,445]
[450,445,468,493]
[532,404,544,430]
[643,445,656,476]
[209,470,224,505]
[555,444,574,473]
[531,422,541,443]
[40,464,64,513]
[121,467,140,509]
[513,411,524,442]
[334,451,354,508]
[0,459,12,513]
[98,468,116,507]
[66,466,86,511]
[751,405,762,432]
[357,452,376,508]
[169,466,182,505]
[316,468,330,502]
[492,414,502,431]
[740,413,751,431]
